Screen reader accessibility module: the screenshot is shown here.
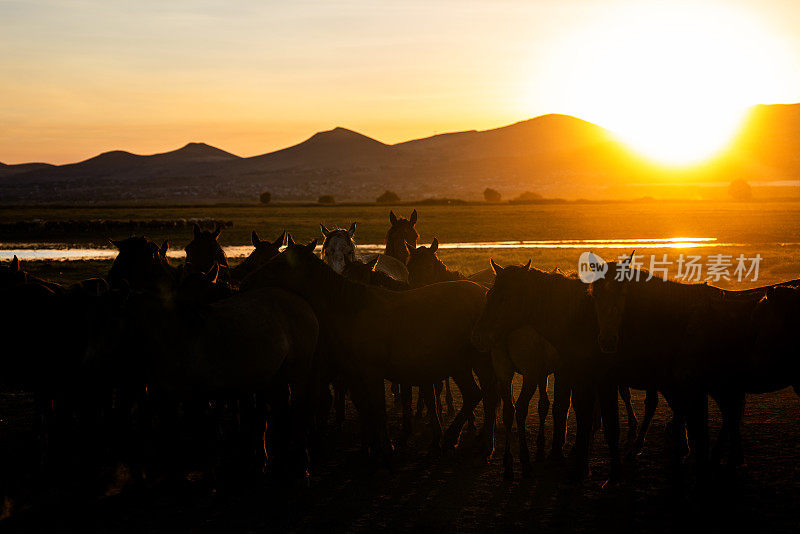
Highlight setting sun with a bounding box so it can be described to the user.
[538,2,796,165]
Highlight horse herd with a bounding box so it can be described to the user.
[1,208,799,497]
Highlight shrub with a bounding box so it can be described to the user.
[259,191,272,204]
[377,190,400,204]
[318,195,335,204]
[483,188,501,202]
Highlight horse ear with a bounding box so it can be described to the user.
[274,230,287,247]
[347,222,357,238]
[410,209,418,226]
[320,223,330,238]
[286,234,296,247]
[11,255,20,272]
[405,241,416,255]
[160,240,169,257]
[367,256,379,271]
[193,223,201,239]
[206,262,219,283]
[305,239,317,253]
[625,250,636,265]
[430,237,439,253]
[389,210,398,225]
[212,223,222,239]
[490,259,503,275]
[523,259,531,271]
[252,231,261,247]
[109,238,122,250]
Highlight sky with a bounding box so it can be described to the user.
[2,0,800,164]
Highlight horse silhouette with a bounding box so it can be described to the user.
[244,240,498,462]
[185,223,230,281]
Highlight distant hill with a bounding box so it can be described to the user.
[2,105,799,203]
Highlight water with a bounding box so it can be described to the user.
[0,237,758,261]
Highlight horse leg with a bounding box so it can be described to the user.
[713,391,746,468]
[333,379,346,432]
[399,383,413,447]
[682,391,710,484]
[444,377,456,416]
[475,358,498,461]
[391,382,401,408]
[366,377,393,467]
[422,384,443,454]
[443,371,481,452]
[535,372,550,463]
[568,382,594,481]
[598,381,622,485]
[415,385,424,419]
[434,381,444,421]
[629,388,658,458]
[493,344,516,480]
[515,375,536,478]
[618,386,638,442]
[550,371,570,461]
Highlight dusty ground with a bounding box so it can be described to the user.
[2,381,800,533]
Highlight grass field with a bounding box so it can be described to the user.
[4,200,800,288]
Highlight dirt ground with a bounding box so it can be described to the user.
[2,380,800,533]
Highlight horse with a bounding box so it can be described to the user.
[243,240,498,462]
[320,222,358,274]
[86,266,320,480]
[592,261,800,470]
[185,223,230,281]
[108,236,174,294]
[406,238,492,289]
[385,209,418,265]
[229,230,286,284]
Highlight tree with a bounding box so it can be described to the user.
[483,188,501,203]
[318,194,335,204]
[259,191,272,204]
[728,179,752,201]
[377,190,400,204]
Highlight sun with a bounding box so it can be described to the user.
[536,2,794,166]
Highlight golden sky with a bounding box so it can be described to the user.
[2,0,800,165]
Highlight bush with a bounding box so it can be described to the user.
[728,179,752,201]
[318,195,335,205]
[377,190,400,204]
[483,188,501,203]
[259,191,272,204]
[512,191,543,202]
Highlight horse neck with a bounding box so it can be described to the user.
[625,278,719,332]
[523,273,593,350]
[304,261,384,319]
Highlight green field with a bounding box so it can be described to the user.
[4,201,800,288]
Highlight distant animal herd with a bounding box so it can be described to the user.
[1,208,799,492]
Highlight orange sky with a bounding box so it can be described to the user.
[2,0,800,165]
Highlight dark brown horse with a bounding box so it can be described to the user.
[185,223,230,280]
[385,209,418,265]
[229,230,286,283]
[243,240,498,461]
[343,257,410,291]
[108,236,174,293]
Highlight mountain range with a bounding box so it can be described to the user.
[2,104,799,203]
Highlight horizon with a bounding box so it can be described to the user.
[3,0,800,165]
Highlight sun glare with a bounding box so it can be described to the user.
[536,2,794,166]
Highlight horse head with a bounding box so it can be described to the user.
[185,222,229,275]
[320,222,356,274]
[471,259,533,351]
[588,251,635,353]
[108,236,174,293]
[385,209,418,264]
[406,237,448,287]
[232,230,286,282]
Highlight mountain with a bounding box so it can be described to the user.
[2,105,799,203]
